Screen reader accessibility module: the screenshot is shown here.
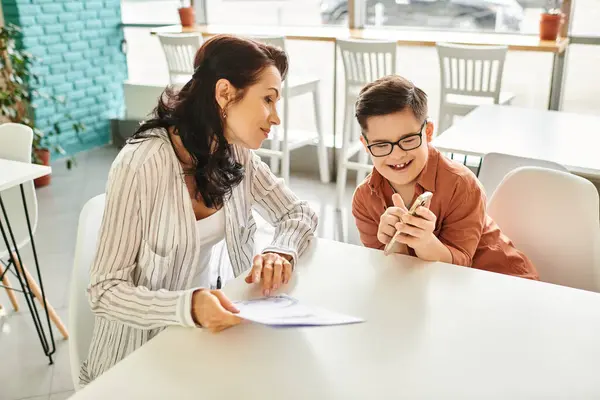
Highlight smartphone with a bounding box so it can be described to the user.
[383,191,433,256]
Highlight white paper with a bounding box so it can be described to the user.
[233,294,364,327]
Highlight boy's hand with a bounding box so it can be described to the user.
[394,205,438,256]
[377,193,408,245]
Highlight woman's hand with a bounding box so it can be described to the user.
[245,252,293,296]
[191,289,242,333]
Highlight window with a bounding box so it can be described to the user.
[571,0,600,35]
[360,0,543,34]
[121,0,180,25]
[562,45,600,114]
[205,0,328,26]
[121,1,181,83]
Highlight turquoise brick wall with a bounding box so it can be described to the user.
[1,0,127,157]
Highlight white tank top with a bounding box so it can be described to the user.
[190,208,233,289]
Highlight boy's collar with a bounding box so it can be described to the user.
[368,145,439,194]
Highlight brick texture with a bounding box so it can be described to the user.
[1,0,127,156]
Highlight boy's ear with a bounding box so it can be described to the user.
[425,120,435,143]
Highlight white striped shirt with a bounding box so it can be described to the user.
[80,130,318,385]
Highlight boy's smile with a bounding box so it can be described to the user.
[360,108,434,188]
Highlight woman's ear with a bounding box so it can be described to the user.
[425,120,435,143]
[215,78,234,111]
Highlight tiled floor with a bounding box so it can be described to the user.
[0,144,360,400]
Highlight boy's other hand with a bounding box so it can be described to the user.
[377,193,408,245]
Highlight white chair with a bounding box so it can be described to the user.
[157,33,203,85]
[488,167,600,292]
[436,43,514,135]
[250,35,329,184]
[336,39,397,209]
[123,81,167,121]
[478,152,569,199]
[0,123,68,337]
[69,194,106,391]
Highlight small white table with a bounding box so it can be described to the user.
[0,158,51,191]
[432,105,600,178]
[0,158,55,363]
[72,238,600,399]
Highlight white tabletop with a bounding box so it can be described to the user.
[432,105,600,177]
[72,238,600,399]
[0,158,51,192]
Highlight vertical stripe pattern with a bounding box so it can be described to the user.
[80,130,318,385]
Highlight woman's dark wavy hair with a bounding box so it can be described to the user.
[129,34,288,208]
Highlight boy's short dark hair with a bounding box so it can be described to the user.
[355,75,428,134]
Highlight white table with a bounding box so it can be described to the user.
[72,238,600,399]
[0,158,51,191]
[0,158,55,363]
[432,105,600,178]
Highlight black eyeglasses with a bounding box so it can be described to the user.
[365,120,427,157]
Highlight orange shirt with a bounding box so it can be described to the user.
[352,145,539,280]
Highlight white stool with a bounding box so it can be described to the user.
[477,152,568,199]
[157,33,203,85]
[488,167,600,292]
[436,42,514,135]
[335,39,397,209]
[251,36,329,184]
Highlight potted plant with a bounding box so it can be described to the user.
[539,0,564,41]
[178,0,196,27]
[0,24,86,187]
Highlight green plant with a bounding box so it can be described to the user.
[0,23,85,169]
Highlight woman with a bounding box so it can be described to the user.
[80,35,318,384]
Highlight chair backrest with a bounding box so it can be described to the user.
[436,42,508,102]
[123,81,167,120]
[157,33,203,84]
[487,167,600,292]
[247,35,288,95]
[0,123,38,259]
[337,39,397,89]
[478,152,569,198]
[69,194,106,391]
[248,35,285,51]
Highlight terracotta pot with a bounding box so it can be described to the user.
[34,148,51,188]
[178,7,196,27]
[539,12,563,41]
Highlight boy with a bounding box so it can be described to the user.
[351,75,538,280]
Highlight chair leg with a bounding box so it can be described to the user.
[0,263,19,311]
[12,253,69,339]
[312,84,330,183]
[281,149,290,183]
[336,159,348,210]
[269,126,281,175]
[336,104,353,209]
[356,140,369,186]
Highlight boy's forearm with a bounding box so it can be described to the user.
[414,236,452,264]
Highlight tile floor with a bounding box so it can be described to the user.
[0,145,361,400]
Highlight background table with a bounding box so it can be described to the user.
[73,238,600,399]
[432,105,600,178]
[0,158,56,364]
